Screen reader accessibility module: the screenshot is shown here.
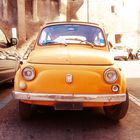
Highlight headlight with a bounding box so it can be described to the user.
[104,68,118,83]
[22,66,35,81]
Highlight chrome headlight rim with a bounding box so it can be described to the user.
[104,68,118,84]
[22,66,36,81]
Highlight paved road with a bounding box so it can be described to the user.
[0,95,140,140]
[0,83,13,110]
[115,60,140,102]
[0,60,140,140]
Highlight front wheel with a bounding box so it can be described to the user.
[103,93,129,121]
[18,101,32,120]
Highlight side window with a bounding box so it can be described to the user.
[93,30,105,46]
[39,30,52,45]
[0,29,8,46]
[39,31,47,45]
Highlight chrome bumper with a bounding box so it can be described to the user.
[13,91,126,102]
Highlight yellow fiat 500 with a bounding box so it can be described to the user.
[13,22,129,120]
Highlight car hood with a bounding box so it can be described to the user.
[27,46,114,65]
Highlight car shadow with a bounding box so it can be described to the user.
[20,106,120,130]
[0,81,13,91]
[1,100,127,140]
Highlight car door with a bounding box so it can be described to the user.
[0,29,17,84]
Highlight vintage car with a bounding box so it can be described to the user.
[0,28,18,84]
[110,43,129,61]
[13,22,129,121]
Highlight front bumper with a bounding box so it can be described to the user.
[13,91,126,102]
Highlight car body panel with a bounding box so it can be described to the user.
[28,46,113,65]
[0,29,19,84]
[13,22,127,108]
[0,60,16,83]
[15,63,126,93]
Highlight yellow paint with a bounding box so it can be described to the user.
[14,22,126,107]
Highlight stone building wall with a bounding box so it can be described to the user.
[75,0,140,49]
[0,0,60,42]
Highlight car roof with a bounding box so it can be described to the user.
[44,21,102,29]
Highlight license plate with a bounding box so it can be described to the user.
[55,102,83,110]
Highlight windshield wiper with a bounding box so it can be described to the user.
[43,41,67,46]
[66,38,95,48]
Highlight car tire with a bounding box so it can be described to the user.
[103,93,129,121]
[10,79,14,85]
[19,101,32,120]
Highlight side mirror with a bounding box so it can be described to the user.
[10,38,17,46]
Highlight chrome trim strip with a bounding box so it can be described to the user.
[13,92,126,102]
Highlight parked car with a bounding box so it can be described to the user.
[110,43,129,61]
[0,28,19,84]
[13,22,129,121]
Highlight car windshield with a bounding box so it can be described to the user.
[38,24,105,47]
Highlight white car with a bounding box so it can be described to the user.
[0,28,19,84]
[110,43,129,61]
